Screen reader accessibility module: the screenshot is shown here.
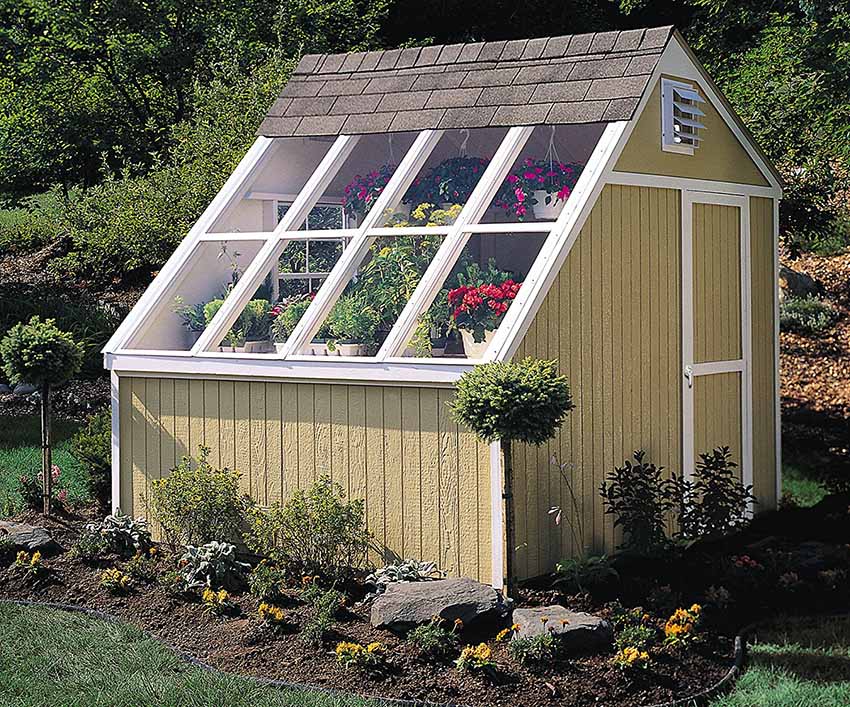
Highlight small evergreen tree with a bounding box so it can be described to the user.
[1,316,83,514]
[450,358,573,597]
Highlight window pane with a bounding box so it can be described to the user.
[482,124,606,224]
[277,202,348,231]
[398,231,547,359]
[298,233,445,357]
[126,240,265,350]
[208,136,336,233]
[377,127,508,227]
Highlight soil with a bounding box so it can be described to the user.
[0,377,110,422]
[0,514,732,707]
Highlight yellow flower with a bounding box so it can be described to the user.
[366,642,383,654]
[453,618,464,630]
[31,551,41,565]
[510,623,520,631]
[16,550,29,564]
[495,628,510,642]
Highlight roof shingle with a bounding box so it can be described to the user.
[258,26,674,137]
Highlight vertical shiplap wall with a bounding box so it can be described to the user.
[750,197,778,509]
[118,379,492,582]
[512,184,683,579]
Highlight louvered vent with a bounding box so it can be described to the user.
[661,79,706,154]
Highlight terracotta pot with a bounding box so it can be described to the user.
[460,329,495,358]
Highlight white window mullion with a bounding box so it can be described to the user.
[376,125,534,361]
[191,135,360,355]
[279,129,445,359]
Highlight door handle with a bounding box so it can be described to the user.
[684,365,694,389]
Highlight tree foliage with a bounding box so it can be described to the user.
[0,315,82,386]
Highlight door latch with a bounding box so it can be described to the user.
[684,365,694,389]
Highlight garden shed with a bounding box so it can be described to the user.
[104,26,782,588]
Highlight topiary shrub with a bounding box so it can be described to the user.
[148,446,244,549]
[0,316,83,514]
[72,407,111,505]
[450,358,573,596]
[244,476,369,581]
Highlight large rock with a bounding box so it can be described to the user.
[0,383,11,394]
[512,605,613,653]
[371,577,505,630]
[779,266,822,301]
[0,521,58,553]
[12,383,37,396]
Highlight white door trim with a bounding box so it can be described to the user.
[682,191,753,499]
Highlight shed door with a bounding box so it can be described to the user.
[682,192,752,490]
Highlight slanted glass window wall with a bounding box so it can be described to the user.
[121,124,604,362]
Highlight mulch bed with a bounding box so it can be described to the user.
[0,514,733,707]
[0,377,110,422]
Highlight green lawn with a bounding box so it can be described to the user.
[0,415,91,516]
[711,615,850,707]
[0,602,370,707]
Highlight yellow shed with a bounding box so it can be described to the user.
[104,26,782,587]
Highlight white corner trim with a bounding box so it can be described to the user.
[110,371,121,513]
[773,197,782,505]
[489,441,504,590]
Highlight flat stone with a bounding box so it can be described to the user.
[12,383,37,395]
[512,605,613,653]
[0,521,58,553]
[779,266,822,301]
[371,577,505,630]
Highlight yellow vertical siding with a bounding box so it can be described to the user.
[513,184,683,579]
[694,372,743,473]
[750,197,778,509]
[118,378,492,582]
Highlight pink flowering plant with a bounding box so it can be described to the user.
[495,158,583,219]
[342,164,396,220]
[404,156,490,206]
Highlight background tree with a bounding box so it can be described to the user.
[450,358,573,596]
[0,316,83,513]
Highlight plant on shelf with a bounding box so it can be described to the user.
[386,202,463,228]
[203,296,271,349]
[496,158,583,220]
[325,295,380,354]
[406,156,489,207]
[270,296,311,344]
[173,297,206,335]
[342,164,396,222]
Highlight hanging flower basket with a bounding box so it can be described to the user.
[496,158,583,220]
[404,156,490,207]
[342,164,396,221]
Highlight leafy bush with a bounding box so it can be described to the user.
[780,294,839,335]
[407,617,460,660]
[248,560,288,603]
[366,559,441,594]
[125,551,158,583]
[178,541,249,591]
[600,451,673,555]
[300,586,345,647]
[244,476,369,580]
[326,295,380,348]
[0,188,68,254]
[507,632,558,669]
[70,530,110,562]
[0,315,83,387]
[671,447,755,540]
[72,408,111,503]
[615,623,656,653]
[270,298,312,343]
[148,446,244,548]
[554,555,618,595]
[85,511,152,557]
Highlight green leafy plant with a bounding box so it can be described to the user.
[599,451,673,556]
[85,511,152,557]
[611,605,657,652]
[780,294,839,335]
[270,297,312,343]
[407,617,461,660]
[0,316,83,514]
[405,156,490,205]
[366,559,442,594]
[300,585,345,647]
[244,476,369,580]
[69,530,110,562]
[14,550,48,580]
[71,408,111,505]
[554,555,619,595]
[326,295,380,350]
[248,560,288,603]
[125,549,159,583]
[508,631,559,669]
[451,358,573,596]
[178,541,249,591]
[148,446,244,549]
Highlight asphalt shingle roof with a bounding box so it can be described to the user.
[258,27,674,137]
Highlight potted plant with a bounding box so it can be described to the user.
[448,279,520,357]
[496,159,583,220]
[405,156,489,210]
[173,297,206,347]
[270,297,312,353]
[342,164,396,226]
[325,295,380,356]
[205,298,271,352]
[386,202,464,228]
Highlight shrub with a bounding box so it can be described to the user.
[780,294,839,335]
[664,604,702,647]
[86,511,152,556]
[600,451,673,555]
[611,606,657,653]
[554,555,618,595]
[70,530,110,561]
[507,632,558,669]
[407,617,461,660]
[248,560,287,603]
[100,567,132,594]
[178,541,249,591]
[270,298,311,343]
[451,358,573,596]
[201,588,235,616]
[366,559,441,594]
[71,408,111,503]
[671,447,756,539]
[148,446,244,548]
[455,643,496,674]
[125,550,158,583]
[335,641,384,669]
[300,585,345,647]
[159,569,191,598]
[244,476,369,580]
[612,646,650,671]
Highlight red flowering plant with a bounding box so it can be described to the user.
[342,164,396,220]
[404,156,490,207]
[495,158,583,219]
[446,260,521,342]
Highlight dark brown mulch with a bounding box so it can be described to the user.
[0,515,732,707]
[0,377,110,422]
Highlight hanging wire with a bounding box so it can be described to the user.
[458,128,470,157]
[545,126,562,172]
[388,133,395,164]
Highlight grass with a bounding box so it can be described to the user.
[782,463,828,507]
[0,415,91,516]
[711,615,850,707]
[0,602,371,707]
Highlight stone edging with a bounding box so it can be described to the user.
[1,599,746,707]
